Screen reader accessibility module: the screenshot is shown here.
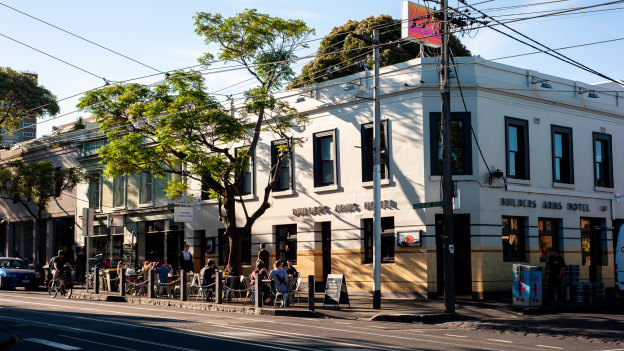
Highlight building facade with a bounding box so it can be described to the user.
[75,57,623,298]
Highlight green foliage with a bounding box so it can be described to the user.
[72,116,86,130]
[0,67,60,131]
[0,160,85,219]
[289,15,471,88]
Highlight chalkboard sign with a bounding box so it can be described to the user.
[323,274,350,307]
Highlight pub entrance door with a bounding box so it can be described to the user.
[436,214,472,296]
[321,222,332,291]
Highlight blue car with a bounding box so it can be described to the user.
[0,257,40,290]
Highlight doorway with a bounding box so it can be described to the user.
[581,217,606,282]
[436,214,472,296]
[321,222,332,288]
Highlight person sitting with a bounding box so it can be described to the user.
[285,260,298,278]
[153,263,173,298]
[199,259,216,301]
[223,264,236,278]
[250,262,270,303]
[269,260,289,307]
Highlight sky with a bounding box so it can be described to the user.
[1,0,622,137]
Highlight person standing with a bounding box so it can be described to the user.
[258,243,269,267]
[546,248,565,307]
[179,244,194,273]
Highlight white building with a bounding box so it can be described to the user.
[78,57,624,298]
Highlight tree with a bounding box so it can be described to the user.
[288,15,471,88]
[72,117,86,131]
[0,67,60,131]
[77,9,313,274]
[0,160,85,267]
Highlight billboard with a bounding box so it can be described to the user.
[401,1,441,48]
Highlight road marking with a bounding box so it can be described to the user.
[597,349,624,351]
[332,321,352,325]
[1,317,197,351]
[60,335,137,351]
[0,293,510,351]
[536,346,563,350]
[487,339,513,344]
[444,334,466,338]
[23,338,81,350]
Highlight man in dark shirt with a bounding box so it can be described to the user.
[546,248,565,307]
[258,243,269,267]
[199,259,216,301]
[52,250,73,284]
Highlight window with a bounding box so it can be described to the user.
[89,171,101,209]
[505,117,530,179]
[593,132,613,188]
[313,130,337,187]
[140,170,153,204]
[271,140,292,192]
[276,224,297,264]
[501,216,526,262]
[218,229,252,266]
[580,218,606,267]
[538,218,560,262]
[54,167,62,197]
[363,217,395,264]
[429,112,472,175]
[200,173,211,201]
[361,121,389,182]
[113,175,126,207]
[235,147,253,196]
[23,132,36,138]
[551,126,574,184]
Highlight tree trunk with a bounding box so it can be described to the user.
[227,227,244,276]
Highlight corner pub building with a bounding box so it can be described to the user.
[80,57,623,299]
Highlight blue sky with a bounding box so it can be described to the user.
[1,0,622,136]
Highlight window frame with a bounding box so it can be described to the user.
[429,112,473,176]
[313,129,338,187]
[139,170,153,204]
[592,132,613,188]
[538,217,560,262]
[271,139,293,192]
[501,216,527,262]
[234,146,254,196]
[361,120,390,182]
[275,224,297,265]
[89,171,102,210]
[363,217,395,264]
[505,117,530,179]
[112,175,126,208]
[551,125,574,184]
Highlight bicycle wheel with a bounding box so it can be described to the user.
[48,280,57,298]
[86,274,94,292]
[64,282,73,299]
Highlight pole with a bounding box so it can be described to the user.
[372,28,382,310]
[440,0,456,313]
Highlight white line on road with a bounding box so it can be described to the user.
[23,338,81,350]
[1,316,198,351]
[444,334,466,338]
[487,339,513,344]
[536,345,563,349]
[597,349,624,351]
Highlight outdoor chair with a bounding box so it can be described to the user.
[292,278,306,305]
[223,276,239,302]
[240,276,252,304]
[274,277,297,307]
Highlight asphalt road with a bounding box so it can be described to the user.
[0,290,622,351]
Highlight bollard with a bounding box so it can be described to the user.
[148,269,154,299]
[120,268,126,296]
[216,270,222,304]
[308,275,315,311]
[94,267,100,294]
[180,270,187,301]
[254,272,262,308]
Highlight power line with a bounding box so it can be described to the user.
[0,32,105,80]
[0,2,162,73]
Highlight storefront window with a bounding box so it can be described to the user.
[501,216,526,262]
[363,217,395,264]
[538,218,560,262]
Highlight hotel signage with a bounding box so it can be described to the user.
[500,198,589,212]
[293,200,395,216]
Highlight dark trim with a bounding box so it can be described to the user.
[429,112,473,176]
[505,116,530,179]
[361,120,390,182]
[271,139,292,192]
[551,125,574,184]
[313,129,337,187]
[592,132,613,188]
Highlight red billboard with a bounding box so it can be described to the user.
[401,1,441,48]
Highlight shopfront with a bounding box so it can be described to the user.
[136,220,184,269]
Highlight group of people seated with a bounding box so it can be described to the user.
[249,259,298,306]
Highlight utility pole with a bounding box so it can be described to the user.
[352,30,405,310]
[440,0,456,313]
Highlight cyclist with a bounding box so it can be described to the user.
[52,250,74,288]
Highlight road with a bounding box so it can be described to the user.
[0,290,622,351]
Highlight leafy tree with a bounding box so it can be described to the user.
[77,9,313,274]
[72,117,86,131]
[0,160,85,267]
[0,67,59,131]
[289,15,471,88]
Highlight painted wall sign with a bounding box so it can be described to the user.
[500,198,537,208]
[567,203,590,211]
[335,203,358,213]
[293,206,330,216]
[107,214,124,228]
[500,198,590,212]
[364,200,394,210]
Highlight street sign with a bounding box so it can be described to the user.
[107,214,124,227]
[412,201,442,209]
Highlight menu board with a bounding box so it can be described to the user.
[323,274,350,307]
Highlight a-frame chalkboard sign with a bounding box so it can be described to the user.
[323,274,350,307]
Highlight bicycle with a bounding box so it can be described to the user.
[48,269,73,299]
[84,269,95,292]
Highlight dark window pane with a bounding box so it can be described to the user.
[502,216,526,262]
[276,224,297,264]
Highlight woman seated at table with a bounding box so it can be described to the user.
[269,261,289,306]
[116,261,136,283]
[285,260,298,278]
[250,262,270,302]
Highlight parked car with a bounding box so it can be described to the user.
[0,257,40,290]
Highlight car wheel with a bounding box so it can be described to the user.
[0,277,3,290]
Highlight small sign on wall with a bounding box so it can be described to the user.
[174,206,193,222]
[397,231,422,247]
[107,214,124,228]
